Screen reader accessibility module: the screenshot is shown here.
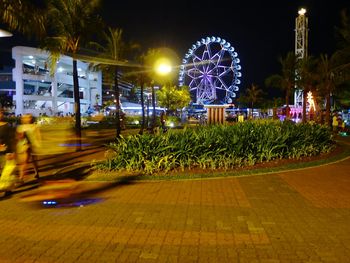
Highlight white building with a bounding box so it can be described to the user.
[12,46,102,116]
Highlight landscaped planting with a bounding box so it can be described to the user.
[97,120,334,174]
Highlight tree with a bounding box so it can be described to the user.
[333,9,350,109]
[265,52,296,119]
[334,9,350,70]
[316,54,339,126]
[143,49,162,132]
[239,84,264,118]
[89,27,138,138]
[156,85,191,113]
[0,0,46,39]
[43,0,102,150]
[127,87,138,103]
[296,56,318,123]
[123,53,151,135]
[1,0,102,149]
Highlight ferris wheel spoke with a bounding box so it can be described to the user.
[193,56,203,69]
[189,78,201,90]
[216,77,229,90]
[206,43,213,59]
[214,49,225,67]
[187,68,203,78]
[217,66,233,77]
[193,54,202,62]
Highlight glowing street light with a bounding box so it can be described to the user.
[0,29,13,37]
[298,8,306,16]
[149,57,173,132]
[154,58,172,76]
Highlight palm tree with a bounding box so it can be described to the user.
[143,49,162,132]
[243,83,264,118]
[334,9,350,69]
[89,27,138,138]
[316,54,338,126]
[296,56,318,123]
[123,53,150,135]
[0,0,46,39]
[1,0,102,148]
[43,0,102,149]
[265,52,296,119]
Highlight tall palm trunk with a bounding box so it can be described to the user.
[114,66,121,138]
[72,59,81,151]
[151,84,156,132]
[325,92,331,127]
[139,79,145,135]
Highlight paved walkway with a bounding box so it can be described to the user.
[0,136,350,262]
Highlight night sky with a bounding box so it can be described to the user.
[1,0,349,97]
[101,0,349,92]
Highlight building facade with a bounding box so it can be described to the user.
[0,66,15,111]
[12,46,102,116]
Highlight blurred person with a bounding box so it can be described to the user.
[332,113,338,133]
[0,152,17,195]
[16,114,41,179]
[0,111,17,194]
[238,112,244,122]
[338,116,343,133]
[0,110,15,169]
[15,131,30,181]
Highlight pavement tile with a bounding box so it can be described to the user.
[1,138,350,262]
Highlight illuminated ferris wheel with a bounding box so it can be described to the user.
[179,36,242,104]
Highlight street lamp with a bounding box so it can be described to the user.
[0,29,13,37]
[150,58,173,132]
[298,8,306,16]
[155,58,172,76]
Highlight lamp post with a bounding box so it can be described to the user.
[150,58,172,132]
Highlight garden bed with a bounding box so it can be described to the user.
[89,121,341,180]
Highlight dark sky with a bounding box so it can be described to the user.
[1,0,349,96]
[101,0,349,91]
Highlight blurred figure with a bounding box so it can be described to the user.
[0,110,15,169]
[332,113,338,133]
[0,111,17,195]
[238,112,244,122]
[338,116,343,133]
[15,131,30,181]
[0,152,17,195]
[16,114,41,179]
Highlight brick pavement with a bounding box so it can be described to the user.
[0,137,350,262]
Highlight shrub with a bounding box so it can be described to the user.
[96,120,335,174]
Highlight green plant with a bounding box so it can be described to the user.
[96,120,335,175]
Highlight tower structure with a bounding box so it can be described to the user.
[294,8,308,108]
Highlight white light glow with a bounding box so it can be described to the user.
[155,58,172,76]
[0,29,12,37]
[298,8,306,15]
[157,64,172,75]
